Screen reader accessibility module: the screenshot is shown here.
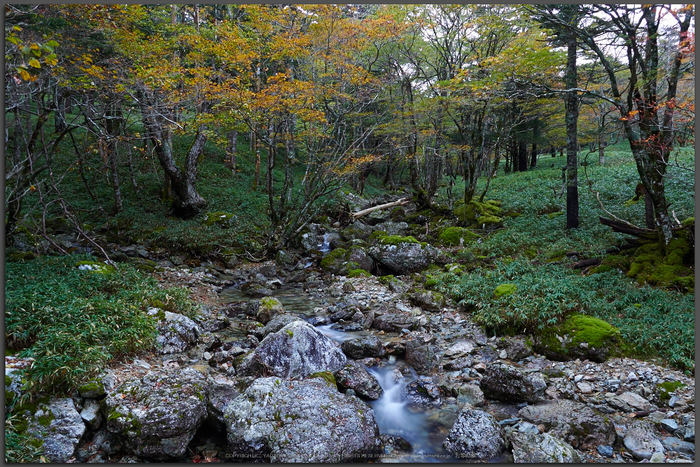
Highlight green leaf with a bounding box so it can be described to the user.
[28,58,41,69]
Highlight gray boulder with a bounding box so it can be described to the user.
[104,368,207,460]
[335,361,383,400]
[148,308,200,354]
[22,397,86,462]
[256,314,304,339]
[508,431,581,463]
[605,391,653,413]
[224,377,381,462]
[341,335,386,359]
[518,399,616,450]
[206,373,241,427]
[237,321,346,379]
[442,408,505,459]
[80,399,103,430]
[369,242,446,275]
[624,421,665,460]
[374,221,409,236]
[480,363,546,403]
[347,245,375,272]
[661,436,695,455]
[403,378,443,408]
[372,312,417,333]
[455,383,485,407]
[408,289,446,312]
[496,336,533,361]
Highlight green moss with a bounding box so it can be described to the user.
[681,217,694,227]
[477,215,502,225]
[348,269,371,278]
[76,260,116,275]
[535,314,624,362]
[320,247,348,271]
[6,375,13,387]
[260,297,282,308]
[286,329,294,337]
[524,247,538,259]
[494,283,517,298]
[438,227,481,246]
[455,199,503,226]
[310,371,337,387]
[202,211,235,227]
[656,381,686,401]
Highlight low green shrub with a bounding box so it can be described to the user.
[435,258,694,372]
[5,254,197,395]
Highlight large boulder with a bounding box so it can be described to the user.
[341,335,386,359]
[256,314,304,340]
[518,399,616,450]
[148,309,200,354]
[372,312,418,333]
[237,321,347,379]
[479,363,546,403]
[21,397,86,462]
[206,373,241,428]
[442,407,505,459]
[255,297,284,324]
[408,289,446,312]
[347,245,375,272]
[533,314,623,363]
[224,377,381,462]
[104,368,207,460]
[334,361,383,400]
[508,431,581,463]
[368,236,446,275]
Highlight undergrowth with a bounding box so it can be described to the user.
[435,259,694,373]
[5,254,197,395]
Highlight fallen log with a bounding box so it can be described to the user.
[599,217,657,239]
[572,258,602,269]
[351,198,409,219]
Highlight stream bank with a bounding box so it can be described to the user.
[7,254,694,463]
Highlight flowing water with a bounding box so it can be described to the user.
[217,282,506,463]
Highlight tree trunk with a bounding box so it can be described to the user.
[598,140,605,166]
[227,130,238,175]
[137,85,207,218]
[530,142,537,168]
[517,140,528,172]
[565,28,579,229]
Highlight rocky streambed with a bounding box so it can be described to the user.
[6,254,695,463]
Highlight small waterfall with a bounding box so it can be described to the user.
[318,233,332,254]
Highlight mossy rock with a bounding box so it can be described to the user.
[625,239,694,291]
[202,211,236,228]
[347,269,371,278]
[6,250,37,262]
[437,227,481,247]
[309,371,337,387]
[78,380,106,399]
[476,215,502,226]
[454,199,503,226]
[379,234,421,246]
[494,283,517,298]
[656,381,686,402]
[76,260,117,275]
[534,314,624,363]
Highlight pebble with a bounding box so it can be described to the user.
[597,445,614,458]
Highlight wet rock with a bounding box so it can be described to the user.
[443,407,505,459]
[237,321,347,379]
[408,289,446,312]
[22,397,86,463]
[255,297,284,324]
[341,335,386,359]
[405,339,437,375]
[455,383,485,407]
[661,436,695,455]
[368,241,446,275]
[148,309,200,354]
[518,399,615,450]
[623,421,664,460]
[244,283,274,298]
[480,363,546,403]
[380,434,412,453]
[224,376,381,462]
[403,378,443,408]
[661,418,680,433]
[104,368,207,460]
[206,373,241,428]
[508,431,581,463]
[335,361,383,401]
